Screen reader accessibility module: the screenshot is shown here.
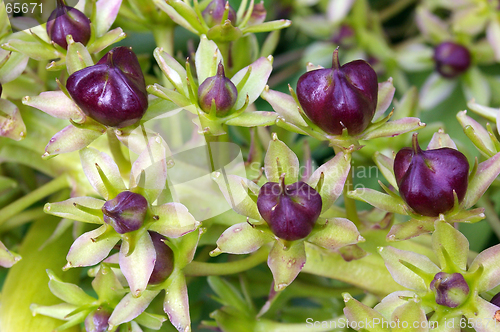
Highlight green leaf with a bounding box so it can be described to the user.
[225,111,277,127]
[307,151,351,212]
[348,188,407,215]
[308,218,362,251]
[268,240,306,291]
[432,221,469,271]
[149,203,200,238]
[47,270,96,305]
[208,276,249,313]
[343,293,389,332]
[211,222,274,256]
[66,41,93,75]
[264,133,299,184]
[378,246,440,292]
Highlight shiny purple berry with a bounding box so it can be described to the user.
[102,191,148,234]
[84,307,112,332]
[202,0,237,27]
[394,133,469,217]
[46,0,91,49]
[148,231,175,285]
[433,42,471,78]
[198,62,238,117]
[430,272,470,308]
[66,46,148,128]
[296,49,378,135]
[257,178,322,241]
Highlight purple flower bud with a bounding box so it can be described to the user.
[102,191,148,234]
[257,178,322,241]
[46,0,91,49]
[245,2,266,26]
[430,272,470,308]
[84,307,112,332]
[66,46,148,128]
[491,292,500,307]
[202,0,237,27]
[198,62,238,117]
[296,49,378,135]
[394,134,469,217]
[148,231,174,285]
[433,42,471,79]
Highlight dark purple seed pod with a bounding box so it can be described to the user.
[491,292,500,307]
[202,0,237,27]
[148,231,175,285]
[430,272,470,308]
[102,191,148,234]
[46,0,91,49]
[433,42,471,79]
[257,178,322,241]
[66,46,148,128]
[198,62,238,117]
[394,134,469,217]
[296,49,378,135]
[84,307,112,332]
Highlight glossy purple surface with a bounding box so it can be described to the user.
[430,272,470,308]
[148,231,175,285]
[46,1,91,49]
[198,62,238,117]
[394,134,469,217]
[433,42,471,78]
[257,180,322,241]
[296,49,378,135]
[66,47,148,128]
[202,0,237,27]
[102,191,148,234]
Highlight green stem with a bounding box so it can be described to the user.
[343,167,360,226]
[107,129,131,176]
[333,146,360,226]
[184,246,269,276]
[0,175,70,226]
[0,208,46,232]
[302,243,403,297]
[379,0,418,22]
[152,26,175,55]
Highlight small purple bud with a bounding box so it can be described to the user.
[66,46,149,128]
[433,42,471,79]
[202,0,237,27]
[296,49,378,135]
[46,0,91,49]
[84,307,112,332]
[198,62,238,117]
[245,2,266,26]
[430,272,470,308]
[148,231,175,285]
[257,178,322,241]
[394,133,469,217]
[102,191,148,234]
[491,292,500,307]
